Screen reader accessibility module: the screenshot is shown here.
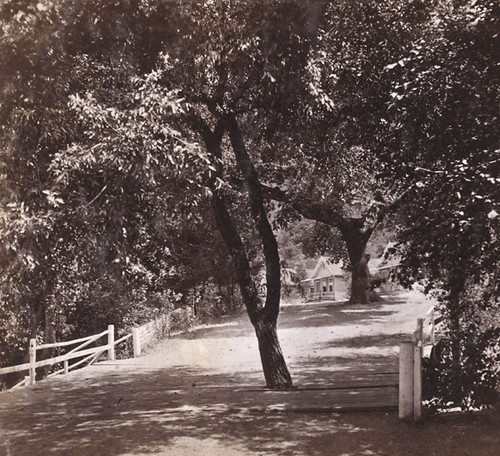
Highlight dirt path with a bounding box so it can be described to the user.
[0,291,498,456]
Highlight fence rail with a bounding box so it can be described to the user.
[0,325,116,387]
[1,308,193,390]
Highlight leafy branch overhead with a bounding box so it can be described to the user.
[0,0,498,397]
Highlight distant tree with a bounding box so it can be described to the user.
[254,0,436,304]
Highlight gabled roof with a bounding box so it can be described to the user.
[305,256,344,281]
[369,242,400,271]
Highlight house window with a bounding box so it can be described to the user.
[329,285,333,292]
[323,286,327,292]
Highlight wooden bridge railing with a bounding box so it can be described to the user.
[0,308,192,390]
[0,325,124,389]
[399,305,443,422]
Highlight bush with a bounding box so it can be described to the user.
[423,326,500,412]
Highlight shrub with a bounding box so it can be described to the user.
[423,325,500,412]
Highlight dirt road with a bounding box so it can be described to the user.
[0,291,498,455]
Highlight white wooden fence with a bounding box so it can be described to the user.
[0,325,121,389]
[399,306,443,422]
[0,309,190,390]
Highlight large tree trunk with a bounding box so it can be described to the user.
[211,190,293,389]
[350,253,371,304]
[339,220,372,304]
[202,118,293,389]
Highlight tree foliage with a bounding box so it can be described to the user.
[0,0,312,389]
[0,0,232,380]
[251,0,440,303]
[381,0,500,409]
[1,0,498,397]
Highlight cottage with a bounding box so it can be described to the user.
[302,245,401,302]
[302,256,349,302]
[369,243,401,292]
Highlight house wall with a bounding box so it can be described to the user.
[305,276,339,301]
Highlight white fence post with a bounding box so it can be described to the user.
[399,341,414,420]
[29,339,36,385]
[132,327,141,357]
[107,325,115,361]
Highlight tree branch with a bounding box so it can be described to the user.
[223,113,281,321]
[200,118,262,325]
[260,182,349,229]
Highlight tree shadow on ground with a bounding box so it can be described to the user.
[321,333,412,349]
[0,366,382,456]
[1,315,403,455]
[290,353,399,387]
[278,300,396,330]
[1,363,498,456]
[2,292,489,456]
[181,300,401,341]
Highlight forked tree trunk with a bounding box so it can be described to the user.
[202,118,293,390]
[211,190,293,389]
